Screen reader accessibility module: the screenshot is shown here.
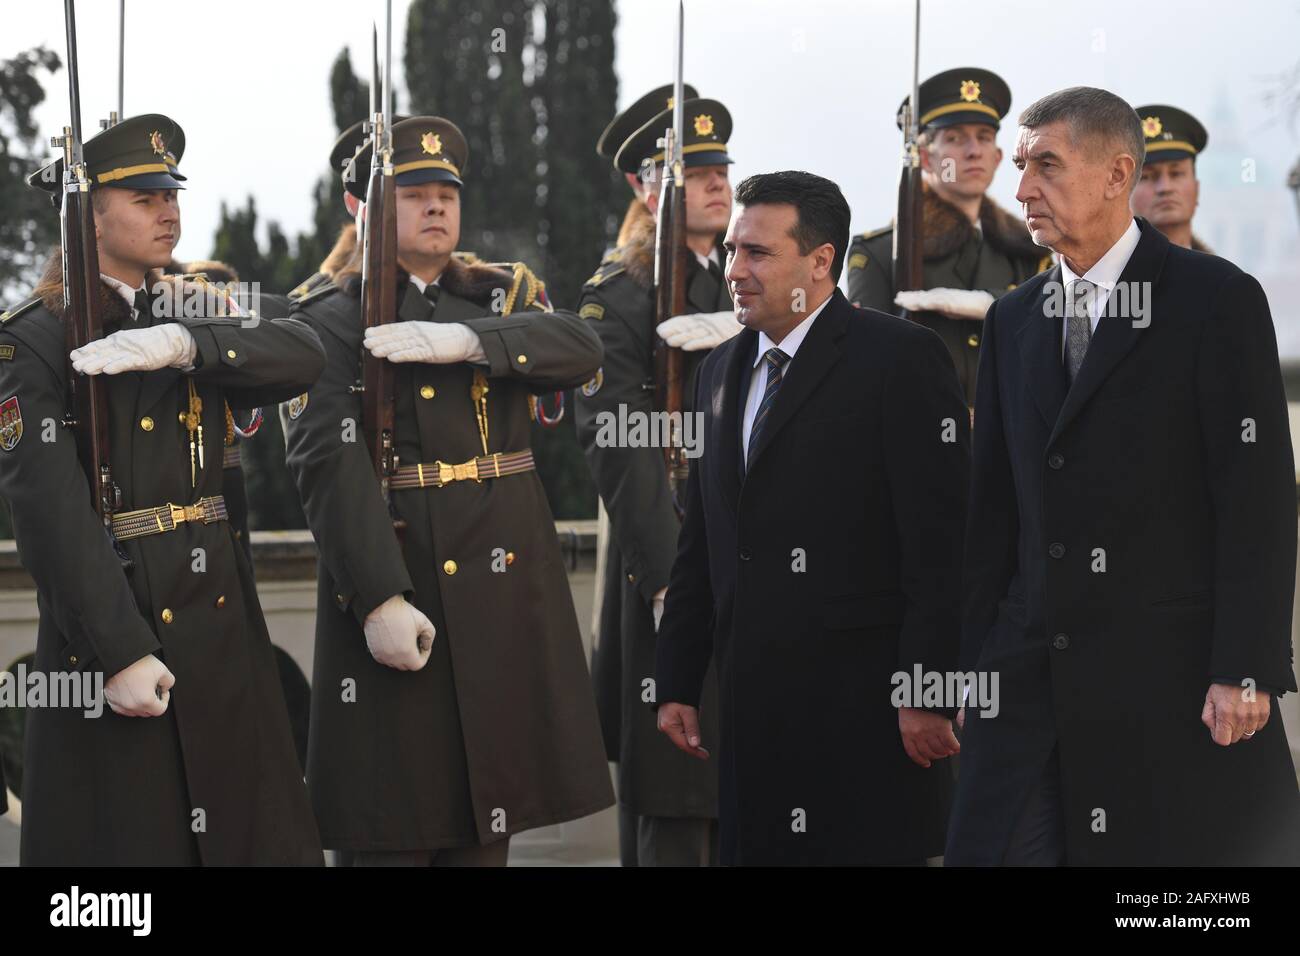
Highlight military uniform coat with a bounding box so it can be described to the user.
[948,220,1300,865]
[575,217,726,820]
[283,258,614,850]
[655,290,970,865]
[0,277,326,865]
[846,188,1050,404]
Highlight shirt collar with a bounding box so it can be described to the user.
[408,273,442,294]
[1060,218,1141,291]
[693,247,720,271]
[100,273,144,308]
[752,292,832,368]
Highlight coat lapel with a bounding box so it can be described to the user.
[1016,263,1068,431]
[712,328,754,518]
[1048,220,1170,446]
[743,290,848,475]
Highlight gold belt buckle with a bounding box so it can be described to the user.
[167,502,203,527]
[453,459,481,483]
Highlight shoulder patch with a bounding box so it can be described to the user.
[579,302,605,321]
[0,297,41,325]
[0,395,22,451]
[286,393,309,420]
[847,252,868,271]
[0,345,13,361]
[580,368,603,397]
[585,261,625,288]
[287,272,327,301]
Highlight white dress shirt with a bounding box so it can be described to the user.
[693,247,721,272]
[1058,218,1141,357]
[407,273,441,295]
[100,273,145,315]
[741,292,832,462]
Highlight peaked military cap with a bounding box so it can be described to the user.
[898,67,1011,132]
[345,115,468,199]
[596,83,700,161]
[1134,105,1208,166]
[614,97,734,175]
[28,113,186,204]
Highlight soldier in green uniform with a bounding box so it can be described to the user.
[575,98,738,866]
[0,113,326,865]
[1131,105,1212,252]
[846,68,1050,405]
[282,116,613,866]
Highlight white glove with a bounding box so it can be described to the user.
[656,311,741,351]
[364,322,486,364]
[70,323,198,375]
[652,587,667,633]
[104,653,175,718]
[363,594,436,671]
[894,288,995,320]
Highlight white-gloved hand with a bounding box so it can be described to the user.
[364,322,487,364]
[363,594,436,671]
[652,587,668,633]
[104,653,175,718]
[70,324,198,375]
[656,311,741,351]
[894,288,995,320]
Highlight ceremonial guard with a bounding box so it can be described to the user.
[575,96,738,866]
[0,113,326,865]
[283,116,613,866]
[846,68,1050,404]
[1131,104,1212,252]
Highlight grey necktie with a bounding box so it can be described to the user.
[1064,278,1095,384]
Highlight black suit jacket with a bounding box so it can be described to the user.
[947,218,1300,865]
[655,288,970,865]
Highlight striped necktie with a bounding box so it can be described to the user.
[746,347,790,472]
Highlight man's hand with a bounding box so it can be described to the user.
[363,594,436,671]
[1201,682,1271,746]
[104,654,175,717]
[899,707,960,768]
[894,288,994,320]
[70,324,197,375]
[656,311,740,351]
[652,587,667,633]
[364,322,486,364]
[656,702,710,759]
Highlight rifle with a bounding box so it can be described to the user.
[55,0,123,542]
[892,0,923,318]
[99,0,125,131]
[357,5,402,531]
[653,1,689,512]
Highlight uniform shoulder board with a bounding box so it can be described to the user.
[0,297,42,325]
[584,259,625,289]
[287,272,327,302]
[294,280,339,308]
[857,225,893,242]
[453,250,481,265]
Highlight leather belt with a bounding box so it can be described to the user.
[110,495,229,541]
[390,450,535,490]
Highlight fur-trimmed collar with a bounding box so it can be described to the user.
[921,185,1043,262]
[616,209,723,290]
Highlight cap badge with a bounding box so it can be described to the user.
[693,114,714,137]
[1142,116,1163,139]
[959,80,981,103]
[421,132,442,156]
[149,130,166,156]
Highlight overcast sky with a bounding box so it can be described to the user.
[7,0,1300,346]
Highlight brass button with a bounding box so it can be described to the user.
[443,560,458,575]
[140,416,154,431]
[627,573,636,583]
[161,608,174,624]
[68,655,78,665]
[516,353,528,364]
[226,349,237,359]
[215,595,226,608]
[335,593,345,604]
[967,334,980,348]
[420,385,435,400]
[506,551,516,565]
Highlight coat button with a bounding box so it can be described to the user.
[226,349,237,359]
[215,595,226,608]
[420,385,435,399]
[161,608,174,624]
[1052,633,1069,650]
[443,560,458,575]
[967,334,980,348]
[68,655,78,665]
[516,354,528,364]
[1047,453,1065,470]
[336,593,345,604]
[506,551,516,565]
[140,416,154,431]
[1048,542,1066,559]
[739,547,752,561]
[627,573,636,583]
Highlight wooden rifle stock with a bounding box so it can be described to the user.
[653,173,689,506]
